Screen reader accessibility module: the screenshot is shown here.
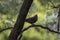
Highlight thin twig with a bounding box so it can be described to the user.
[0,27,13,33]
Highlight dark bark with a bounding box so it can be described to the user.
[7,0,33,40]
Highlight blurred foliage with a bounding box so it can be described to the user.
[0,0,60,40]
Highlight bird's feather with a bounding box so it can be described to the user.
[25,15,38,24]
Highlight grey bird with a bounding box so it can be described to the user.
[26,15,38,24]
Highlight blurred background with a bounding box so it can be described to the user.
[0,0,60,40]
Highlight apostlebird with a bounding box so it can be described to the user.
[25,15,38,24]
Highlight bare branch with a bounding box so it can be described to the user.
[22,24,60,34]
[0,24,60,34]
[0,27,13,33]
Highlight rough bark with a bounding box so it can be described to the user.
[7,0,33,40]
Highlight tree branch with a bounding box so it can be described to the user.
[22,24,60,34]
[0,27,13,33]
[0,24,60,34]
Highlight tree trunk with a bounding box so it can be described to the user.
[7,0,33,40]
